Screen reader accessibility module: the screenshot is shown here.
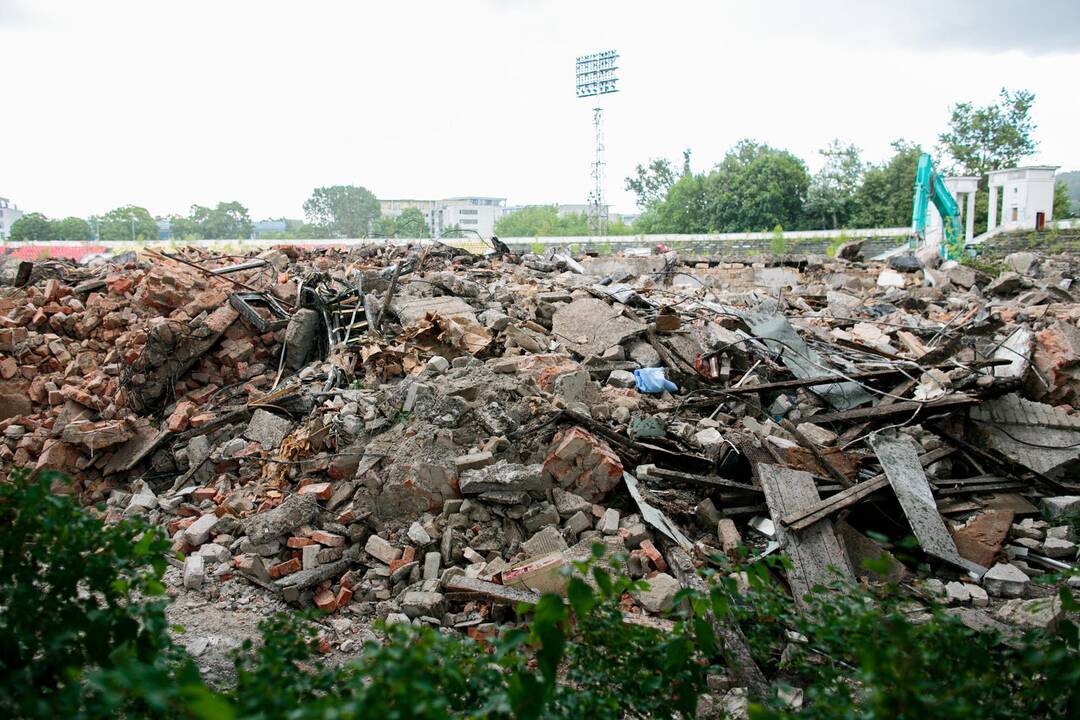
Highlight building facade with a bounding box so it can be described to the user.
[378,196,506,238]
[0,197,24,241]
[987,166,1059,232]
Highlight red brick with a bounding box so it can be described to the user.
[314,588,337,612]
[310,530,345,547]
[191,487,217,502]
[639,540,667,572]
[286,536,316,548]
[269,558,301,578]
[335,586,353,608]
[298,482,332,500]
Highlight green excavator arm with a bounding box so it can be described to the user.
[911,152,963,258]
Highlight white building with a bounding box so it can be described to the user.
[379,196,506,239]
[987,166,1058,232]
[926,176,979,246]
[0,197,23,241]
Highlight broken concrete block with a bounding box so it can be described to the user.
[794,422,836,447]
[402,591,445,619]
[606,369,636,388]
[241,494,318,545]
[694,427,724,450]
[564,511,593,536]
[967,583,989,608]
[944,581,970,606]
[426,355,450,374]
[521,526,569,557]
[982,562,1030,598]
[1041,496,1080,521]
[599,507,620,535]
[365,535,401,565]
[717,519,741,557]
[552,488,591,519]
[459,461,548,497]
[183,554,205,590]
[407,521,433,546]
[633,572,679,613]
[244,409,293,450]
[1041,537,1077,559]
[423,551,441,580]
[184,513,220,547]
[552,297,645,358]
[197,543,230,564]
[994,596,1063,631]
[284,308,319,369]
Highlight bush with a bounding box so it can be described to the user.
[2,469,1078,719]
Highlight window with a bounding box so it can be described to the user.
[459,209,478,215]
[460,219,478,225]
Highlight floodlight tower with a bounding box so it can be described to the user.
[575,50,619,236]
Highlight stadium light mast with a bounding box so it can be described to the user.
[575,50,619,236]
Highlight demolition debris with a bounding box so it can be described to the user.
[1,241,1078,663]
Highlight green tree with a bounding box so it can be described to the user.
[849,140,923,228]
[633,172,710,234]
[8,212,55,242]
[625,150,690,210]
[302,185,380,238]
[394,207,431,237]
[53,217,93,241]
[938,88,1038,176]
[703,140,810,232]
[496,205,560,236]
[167,213,202,240]
[805,139,864,229]
[203,201,253,239]
[1054,181,1072,219]
[95,206,158,242]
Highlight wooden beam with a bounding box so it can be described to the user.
[809,394,978,425]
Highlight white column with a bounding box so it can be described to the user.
[965,191,975,243]
[988,184,998,232]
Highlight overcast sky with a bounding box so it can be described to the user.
[2,0,1078,221]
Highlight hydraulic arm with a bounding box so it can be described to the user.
[911,152,963,258]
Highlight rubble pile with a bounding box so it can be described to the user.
[1,242,1079,652]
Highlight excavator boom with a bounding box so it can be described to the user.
[911,152,963,258]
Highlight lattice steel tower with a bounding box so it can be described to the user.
[575,51,619,236]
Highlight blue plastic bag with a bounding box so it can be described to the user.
[633,367,678,394]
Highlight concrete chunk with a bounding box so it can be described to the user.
[982,562,1030,598]
[244,409,293,450]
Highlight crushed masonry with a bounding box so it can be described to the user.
[1,241,1078,667]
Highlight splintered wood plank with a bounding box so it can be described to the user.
[869,432,986,575]
[756,463,854,610]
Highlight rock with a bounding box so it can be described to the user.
[1041,537,1076,559]
[994,596,1063,631]
[633,572,679,613]
[402,591,445,619]
[1042,496,1080,520]
[564,511,593,536]
[967,584,989,608]
[454,451,494,471]
[365,535,401,565]
[1046,525,1076,542]
[244,409,293,450]
[606,369,637,388]
[889,254,922,272]
[552,298,645,358]
[985,271,1023,296]
[183,554,205,590]
[717,519,741,557]
[981,562,1030,598]
[284,308,320,369]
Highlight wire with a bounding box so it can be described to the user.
[969,418,1080,449]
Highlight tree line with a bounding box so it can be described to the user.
[622,88,1073,237]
